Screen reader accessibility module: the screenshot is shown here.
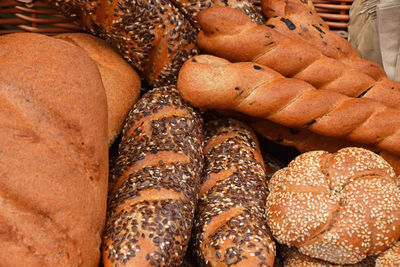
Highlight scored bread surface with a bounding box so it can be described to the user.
[103,86,204,266]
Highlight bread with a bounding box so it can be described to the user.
[0,33,108,266]
[55,33,141,146]
[103,86,204,266]
[196,7,400,108]
[177,54,400,156]
[47,0,199,87]
[260,0,386,81]
[266,147,400,264]
[376,241,400,267]
[192,118,275,266]
[284,248,376,267]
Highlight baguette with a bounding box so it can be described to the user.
[103,86,204,266]
[196,7,400,108]
[260,0,386,81]
[177,54,400,156]
[192,118,275,266]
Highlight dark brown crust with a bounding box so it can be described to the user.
[192,118,275,266]
[103,86,204,266]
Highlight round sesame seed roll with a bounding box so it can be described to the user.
[284,248,376,267]
[376,241,400,267]
[192,118,276,266]
[266,147,400,265]
[102,86,204,266]
[46,0,199,87]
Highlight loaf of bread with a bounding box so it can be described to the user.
[260,0,386,81]
[0,33,108,266]
[284,248,376,267]
[376,241,400,267]
[55,33,141,146]
[178,54,400,156]
[192,118,275,266]
[103,86,204,266]
[196,7,400,108]
[266,147,400,264]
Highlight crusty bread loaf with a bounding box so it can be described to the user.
[196,7,400,108]
[55,33,141,146]
[46,0,199,87]
[192,118,275,266]
[260,0,386,81]
[284,248,376,267]
[177,54,400,156]
[266,147,400,264]
[103,86,204,266]
[0,32,108,266]
[376,241,400,267]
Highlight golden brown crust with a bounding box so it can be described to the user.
[55,33,141,146]
[192,118,275,266]
[266,147,400,264]
[196,7,400,107]
[376,241,400,267]
[102,86,204,266]
[260,0,386,81]
[0,32,108,267]
[177,54,400,156]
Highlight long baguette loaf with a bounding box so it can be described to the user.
[192,118,275,266]
[103,86,204,266]
[260,0,386,81]
[177,54,400,156]
[196,7,400,108]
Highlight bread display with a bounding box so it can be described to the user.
[192,118,275,266]
[103,86,204,266]
[55,33,141,146]
[178,54,400,156]
[0,33,108,266]
[267,147,400,264]
[376,241,400,267]
[196,7,400,108]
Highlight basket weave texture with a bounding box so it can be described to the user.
[0,0,81,35]
[0,0,353,36]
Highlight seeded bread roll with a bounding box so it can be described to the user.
[46,0,199,87]
[0,32,108,267]
[103,86,204,266]
[260,0,386,81]
[178,54,400,156]
[192,118,275,266]
[55,33,141,146]
[196,7,400,107]
[266,147,400,264]
[375,241,400,267]
[284,248,376,267]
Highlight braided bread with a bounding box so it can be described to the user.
[376,241,400,267]
[103,86,204,266]
[260,0,386,81]
[177,54,400,156]
[196,7,400,108]
[267,147,400,264]
[192,118,275,266]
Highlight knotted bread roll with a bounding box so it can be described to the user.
[266,147,400,264]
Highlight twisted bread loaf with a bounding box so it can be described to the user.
[196,7,400,108]
[177,54,400,156]
[376,241,400,267]
[103,86,204,266]
[192,118,275,266]
[267,147,400,264]
[260,0,386,81]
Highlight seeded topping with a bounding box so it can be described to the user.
[266,147,400,265]
[376,241,400,266]
[192,118,276,266]
[103,86,204,266]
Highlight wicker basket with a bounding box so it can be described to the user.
[0,0,353,36]
[0,0,81,35]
